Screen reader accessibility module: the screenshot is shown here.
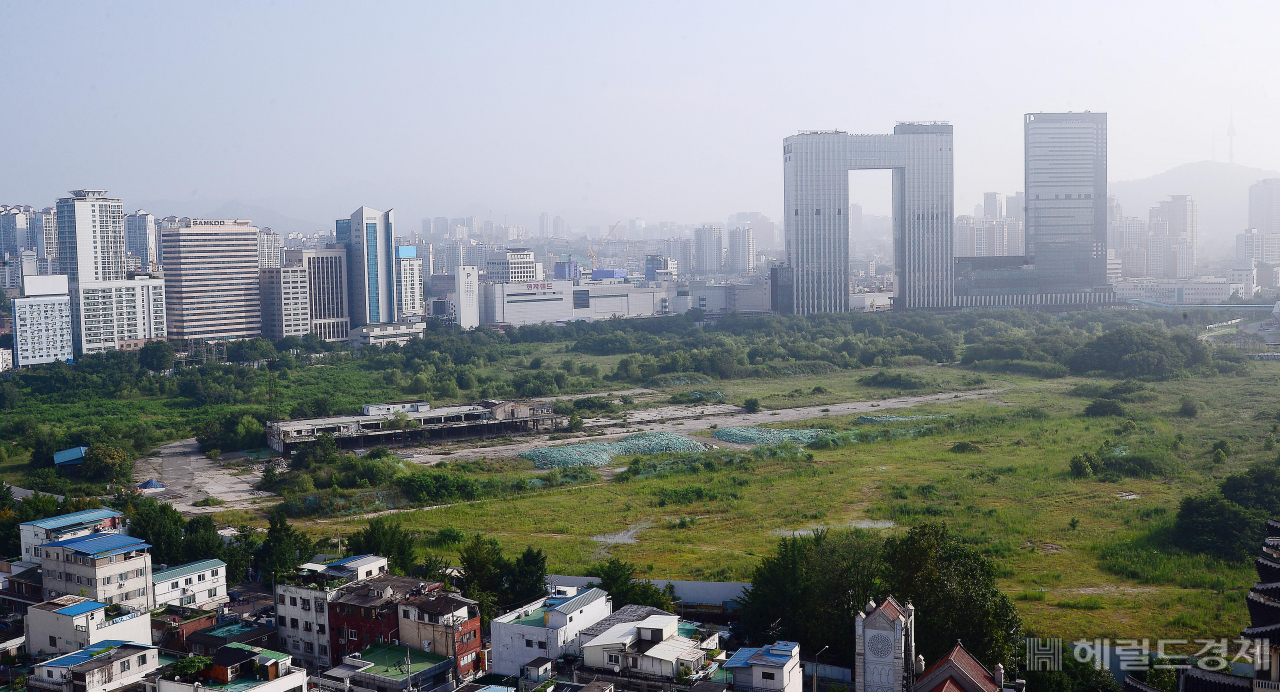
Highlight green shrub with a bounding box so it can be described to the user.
[1084,398,1127,418]
[1180,396,1201,417]
[743,398,761,413]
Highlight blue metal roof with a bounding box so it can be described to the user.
[43,532,150,557]
[723,647,759,669]
[53,446,88,465]
[21,508,122,530]
[40,641,154,669]
[55,600,106,616]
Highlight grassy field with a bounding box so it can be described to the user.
[301,363,1280,643]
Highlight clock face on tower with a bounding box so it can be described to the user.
[867,632,893,659]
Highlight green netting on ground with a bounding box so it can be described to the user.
[711,427,830,446]
[854,414,950,424]
[522,432,707,468]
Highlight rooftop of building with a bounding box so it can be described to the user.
[723,642,798,670]
[578,605,675,640]
[39,640,154,670]
[271,405,494,431]
[403,589,473,614]
[154,559,227,583]
[43,532,150,558]
[350,643,448,681]
[21,508,122,530]
[917,643,997,692]
[31,595,106,616]
[188,619,277,645]
[499,588,609,627]
[584,614,679,649]
[334,574,433,607]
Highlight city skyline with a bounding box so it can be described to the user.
[0,2,1276,234]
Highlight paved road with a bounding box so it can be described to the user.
[4,484,63,501]
[407,386,1006,462]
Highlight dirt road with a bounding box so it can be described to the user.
[134,439,274,514]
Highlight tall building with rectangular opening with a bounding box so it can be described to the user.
[783,124,954,312]
[285,247,348,341]
[1024,112,1109,294]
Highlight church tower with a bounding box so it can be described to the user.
[856,596,917,692]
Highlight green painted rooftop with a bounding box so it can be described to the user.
[357,643,447,680]
[226,642,289,661]
[508,606,550,627]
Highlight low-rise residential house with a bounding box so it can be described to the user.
[491,587,612,676]
[724,641,801,692]
[30,640,158,692]
[39,533,155,610]
[312,643,454,692]
[185,618,278,656]
[574,605,674,653]
[25,596,151,658]
[274,555,389,672]
[145,643,305,692]
[328,575,436,661]
[0,565,45,614]
[21,510,124,561]
[398,590,483,678]
[150,606,218,651]
[581,614,707,680]
[153,559,228,609]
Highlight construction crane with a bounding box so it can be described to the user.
[587,221,624,269]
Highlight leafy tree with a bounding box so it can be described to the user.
[456,534,508,602]
[138,340,175,372]
[1221,460,1280,516]
[183,516,225,564]
[416,553,452,586]
[1173,493,1266,561]
[126,497,187,564]
[507,546,548,604]
[882,522,1022,672]
[258,507,314,578]
[584,558,675,611]
[222,525,260,584]
[81,443,133,482]
[171,656,212,678]
[347,518,416,575]
[743,398,761,413]
[738,530,880,667]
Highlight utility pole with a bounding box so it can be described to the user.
[812,646,829,692]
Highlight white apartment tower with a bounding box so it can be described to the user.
[394,246,425,319]
[488,248,537,283]
[455,265,479,330]
[259,229,283,268]
[784,124,954,312]
[0,206,31,256]
[55,191,134,353]
[1250,179,1280,234]
[694,226,723,276]
[33,207,57,261]
[260,263,311,339]
[161,218,262,341]
[727,227,757,275]
[1151,195,1198,278]
[76,277,167,354]
[125,210,159,270]
[13,275,73,366]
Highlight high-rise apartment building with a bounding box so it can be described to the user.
[394,246,425,319]
[784,124,954,312]
[539,212,551,238]
[455,266,479,330]
[161,218,261,341]
[0,206,31,256]
[727,227,756,275]
[76,277,167,354]
[694,226,723,276]
[1150,195,1197,278]
[284,247,349,342]
[487,248,536,284]
[125,211,159,270]
[56,190,126,284]
[645,255,678,282]
[1024,112,1109,295]
[32,207,57,260]
[13,275,73,366]
[552,216,565,237]
[260,263,310,340]
[258,229,283,268]
[345,207,395,327]
[1006,192,1025,223]
[728,212,778,249]
[983,192,1003,220]
[1250,179,1280,234]
[664,238,693,279]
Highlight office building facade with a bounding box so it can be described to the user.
[487,248,536,284]
[285,247,349,342]
[161,218,262,341]
[13,275,74,366]
[345,207,395,327]
[1024,112,1109,294]
[1150,195,1198,278]
[455,265,479,330]
[260,264,311,339]
[783,124,954,312]
[394,246,425,319]
[1251,179,1280,234]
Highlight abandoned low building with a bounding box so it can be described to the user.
[267,399,557,454]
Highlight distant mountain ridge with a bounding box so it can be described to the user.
[1109,161,1280,259]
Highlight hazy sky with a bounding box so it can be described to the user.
[3,1,1278,227]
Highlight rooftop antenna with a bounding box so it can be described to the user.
[1228,111,1237,164]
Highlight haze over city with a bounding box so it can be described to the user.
[2,1,1278,239]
